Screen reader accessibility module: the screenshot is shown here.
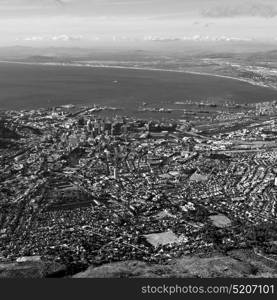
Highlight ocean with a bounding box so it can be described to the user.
[0,61,277,115]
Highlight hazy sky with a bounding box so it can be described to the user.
[1,0,277,46]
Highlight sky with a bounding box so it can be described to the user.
[0,0,277,46]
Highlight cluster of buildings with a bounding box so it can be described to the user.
[1,101,277,271]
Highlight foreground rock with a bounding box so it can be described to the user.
[0,258,66,278]
[73,252,277,278]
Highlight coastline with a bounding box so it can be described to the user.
[0,59,270,89]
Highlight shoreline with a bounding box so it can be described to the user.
[0,59,271,89]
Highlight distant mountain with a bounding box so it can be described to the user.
[0,43,277,63]
[0,41,277,61]
[0,46,150,62]
[0,46,92,59]
[247,50,277,61]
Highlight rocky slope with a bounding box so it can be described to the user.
[74,250,277,278]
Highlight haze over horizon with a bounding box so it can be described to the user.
[0,0,277,48]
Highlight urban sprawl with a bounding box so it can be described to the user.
[1,100,277,276]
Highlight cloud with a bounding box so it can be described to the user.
[143,35,253,42]
[51,34,83,41]
[22,34,83,42]
[182,35,253,42]
[23,36,44,41]
[54,0,65,5]
[201,2,277,18]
